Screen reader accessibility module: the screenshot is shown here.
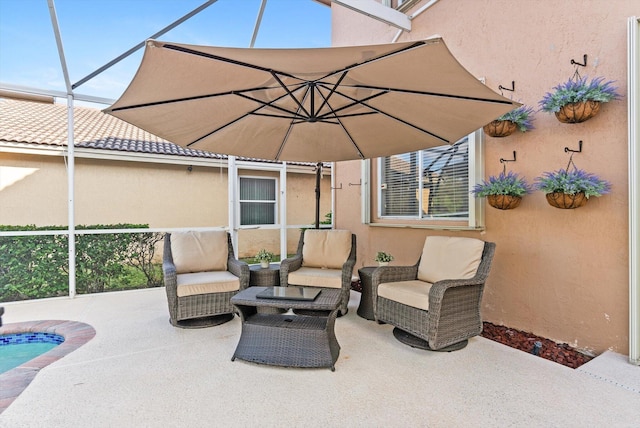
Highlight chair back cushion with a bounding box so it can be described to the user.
[302,229,352,269]
[171,230,228,274]
[417,236,484,283]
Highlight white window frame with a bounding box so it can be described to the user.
[369,129,484,230]
[237,175,278,227]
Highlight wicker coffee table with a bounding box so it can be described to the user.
[230,286,341,371]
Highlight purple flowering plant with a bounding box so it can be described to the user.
[539,76,620,113]
[472,171,532,197]
[534,168,611,198]
[496,105,535,132]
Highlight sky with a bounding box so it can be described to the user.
[0,0,331,104]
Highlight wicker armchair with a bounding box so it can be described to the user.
[280,229,356,316]
[163,231,249,328]
[372,236,496,351]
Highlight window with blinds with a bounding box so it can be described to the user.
[239,177,276,225]
[379,137,470,220]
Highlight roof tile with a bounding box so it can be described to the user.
[0,98,318,167]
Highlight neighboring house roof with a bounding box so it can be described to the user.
[0,98,323,167]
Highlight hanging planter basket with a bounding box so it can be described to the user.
[555,100,601,124]
[545,192,588,209]
[483,120,518,137]
[487,194,522,210]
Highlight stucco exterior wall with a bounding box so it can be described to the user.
[0,152,68,225]
[331,0,638,354]
[0,152,331,258]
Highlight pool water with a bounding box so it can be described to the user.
[0,333,64,374]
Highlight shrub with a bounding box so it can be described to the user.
[0,224,163,302]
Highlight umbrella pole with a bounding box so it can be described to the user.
[315,162,321,229]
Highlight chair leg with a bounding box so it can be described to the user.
[170,313,235,329]
[392,327,468,352]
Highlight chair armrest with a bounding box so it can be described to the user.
[280,255,302,286]
[228,258,250,290]
[427,278,485,334]
[341,233,357,288]
[371,264,419,286]
[371,265,419,318]
[162,260,177,291]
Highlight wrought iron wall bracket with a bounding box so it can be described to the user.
[498,81,515,93]
[499,151,517,173]
[564,140,583,153]
[500,151,517,164]
[571,54,588,67]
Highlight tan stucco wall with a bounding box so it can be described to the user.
[0,152,330,258]
[0,152,68,224]
[332,0,638,354]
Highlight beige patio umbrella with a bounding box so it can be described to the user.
[105,37,519,226]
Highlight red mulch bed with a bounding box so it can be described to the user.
[481,322,594,369]
[350,280,594,369]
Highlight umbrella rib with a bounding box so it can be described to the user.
[163,43,302,81]
[312,40,429,84]
[253,112,309,120]
[320,89,450,144]
[314,84,389,118]
[352,84,515,105]
[315,90,365,159]
[186,89,299,148]
[274,87,315,160]
[270,72,311,119]
[314,71,348,117]
[235,92,307,120]
[108,85,290,112]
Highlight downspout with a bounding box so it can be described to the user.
[280,163,287,259]
[628,16,640,365]
[228,156,238,255]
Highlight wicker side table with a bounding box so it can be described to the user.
[357,266,377,320]
[249,263,280,287]
[249,264,283,314]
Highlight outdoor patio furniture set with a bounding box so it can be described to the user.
[163,229,495,370]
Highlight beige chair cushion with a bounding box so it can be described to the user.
[378,280,432,311]
[176,271,240,297]
[417,236,484,283]
[171,230,228,274]
[302,229,351,269]
[287,267,343,289]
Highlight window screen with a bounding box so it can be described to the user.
[239,177,276,225]
[379,137,469,220]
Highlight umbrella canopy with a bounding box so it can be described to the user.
[105,37,519,163]
[105,37,520,228]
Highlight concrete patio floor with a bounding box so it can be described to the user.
[1,287,639,427]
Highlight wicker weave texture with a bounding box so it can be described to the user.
[280,231,356,315]
[231,287,341,370]
[373,241,496,350]
[249,264,280,286]
[163,232,250,326]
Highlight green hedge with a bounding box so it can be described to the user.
[0,224,163,302]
